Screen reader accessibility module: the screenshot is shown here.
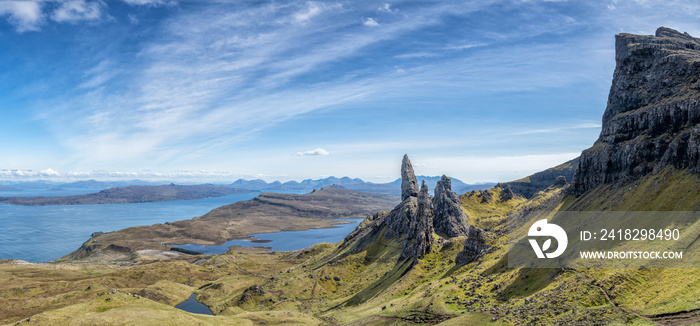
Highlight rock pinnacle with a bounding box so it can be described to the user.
[401,154,419,201]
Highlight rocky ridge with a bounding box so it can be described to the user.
[505,158,578,198]
[574,27,700,194]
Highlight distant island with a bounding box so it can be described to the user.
[0,184,252,206]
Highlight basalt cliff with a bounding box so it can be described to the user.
[574,27,700,194]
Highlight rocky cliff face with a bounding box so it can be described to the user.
[432,175,470,237]
[574,27,700,194]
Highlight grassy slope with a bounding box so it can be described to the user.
[560,168,700,317]
[3,169,700,325]
[0,187,625,326]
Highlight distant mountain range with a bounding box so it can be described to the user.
[230,176,495,196]
[0,179,162,190]
[0,176,494,197]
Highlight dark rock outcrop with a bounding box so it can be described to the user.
[574,27,700,194]
[479,191,493,204]
[432,175,470,237]
[553,175,567,187]
[338,211,388,252]
[455,226,489,265]
[238,284,266,304]
[497,183,515,201]
[505,158,578,199]
[383,197,418,240]
[401,154,420,200]
[398,181,434,261]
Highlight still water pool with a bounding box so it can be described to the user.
[175,219,362,254]
[175,293,214,315]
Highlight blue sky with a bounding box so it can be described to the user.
[1,0,700,183]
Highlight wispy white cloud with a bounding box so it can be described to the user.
[0,0,173,31]
[78,60,118,89]
[363,17,379,26]
[296,148,330,156]
[121,0,175,6]
[51,0,103,23]
[0,168,252,182]
[0,0,43,32]
[377,3,398,14]
[394,52,439,59]
[446,42,488,50]
[294,1,322,23]
[127,13,138,24]
[36,1,499,166]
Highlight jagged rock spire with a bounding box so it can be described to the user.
[347,156,486,265]
[401,154,419,201]
[417,181,433,220]
[432,175,470,238]
[398,180,434,262]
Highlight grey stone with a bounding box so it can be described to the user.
[497,183,515,201]
[432,175,470,238]
[398,181,434,261]
[456,226,489,265]
[401,154,419,201]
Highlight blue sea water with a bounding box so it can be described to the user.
[0,188,104,197]
[0,193,259,262]
[175,219,362,255]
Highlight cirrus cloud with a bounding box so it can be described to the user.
[296,148,330,156]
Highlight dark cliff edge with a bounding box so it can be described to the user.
[574,27,700,194]
[505,157,578,199]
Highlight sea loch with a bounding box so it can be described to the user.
[0,193,258,262]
